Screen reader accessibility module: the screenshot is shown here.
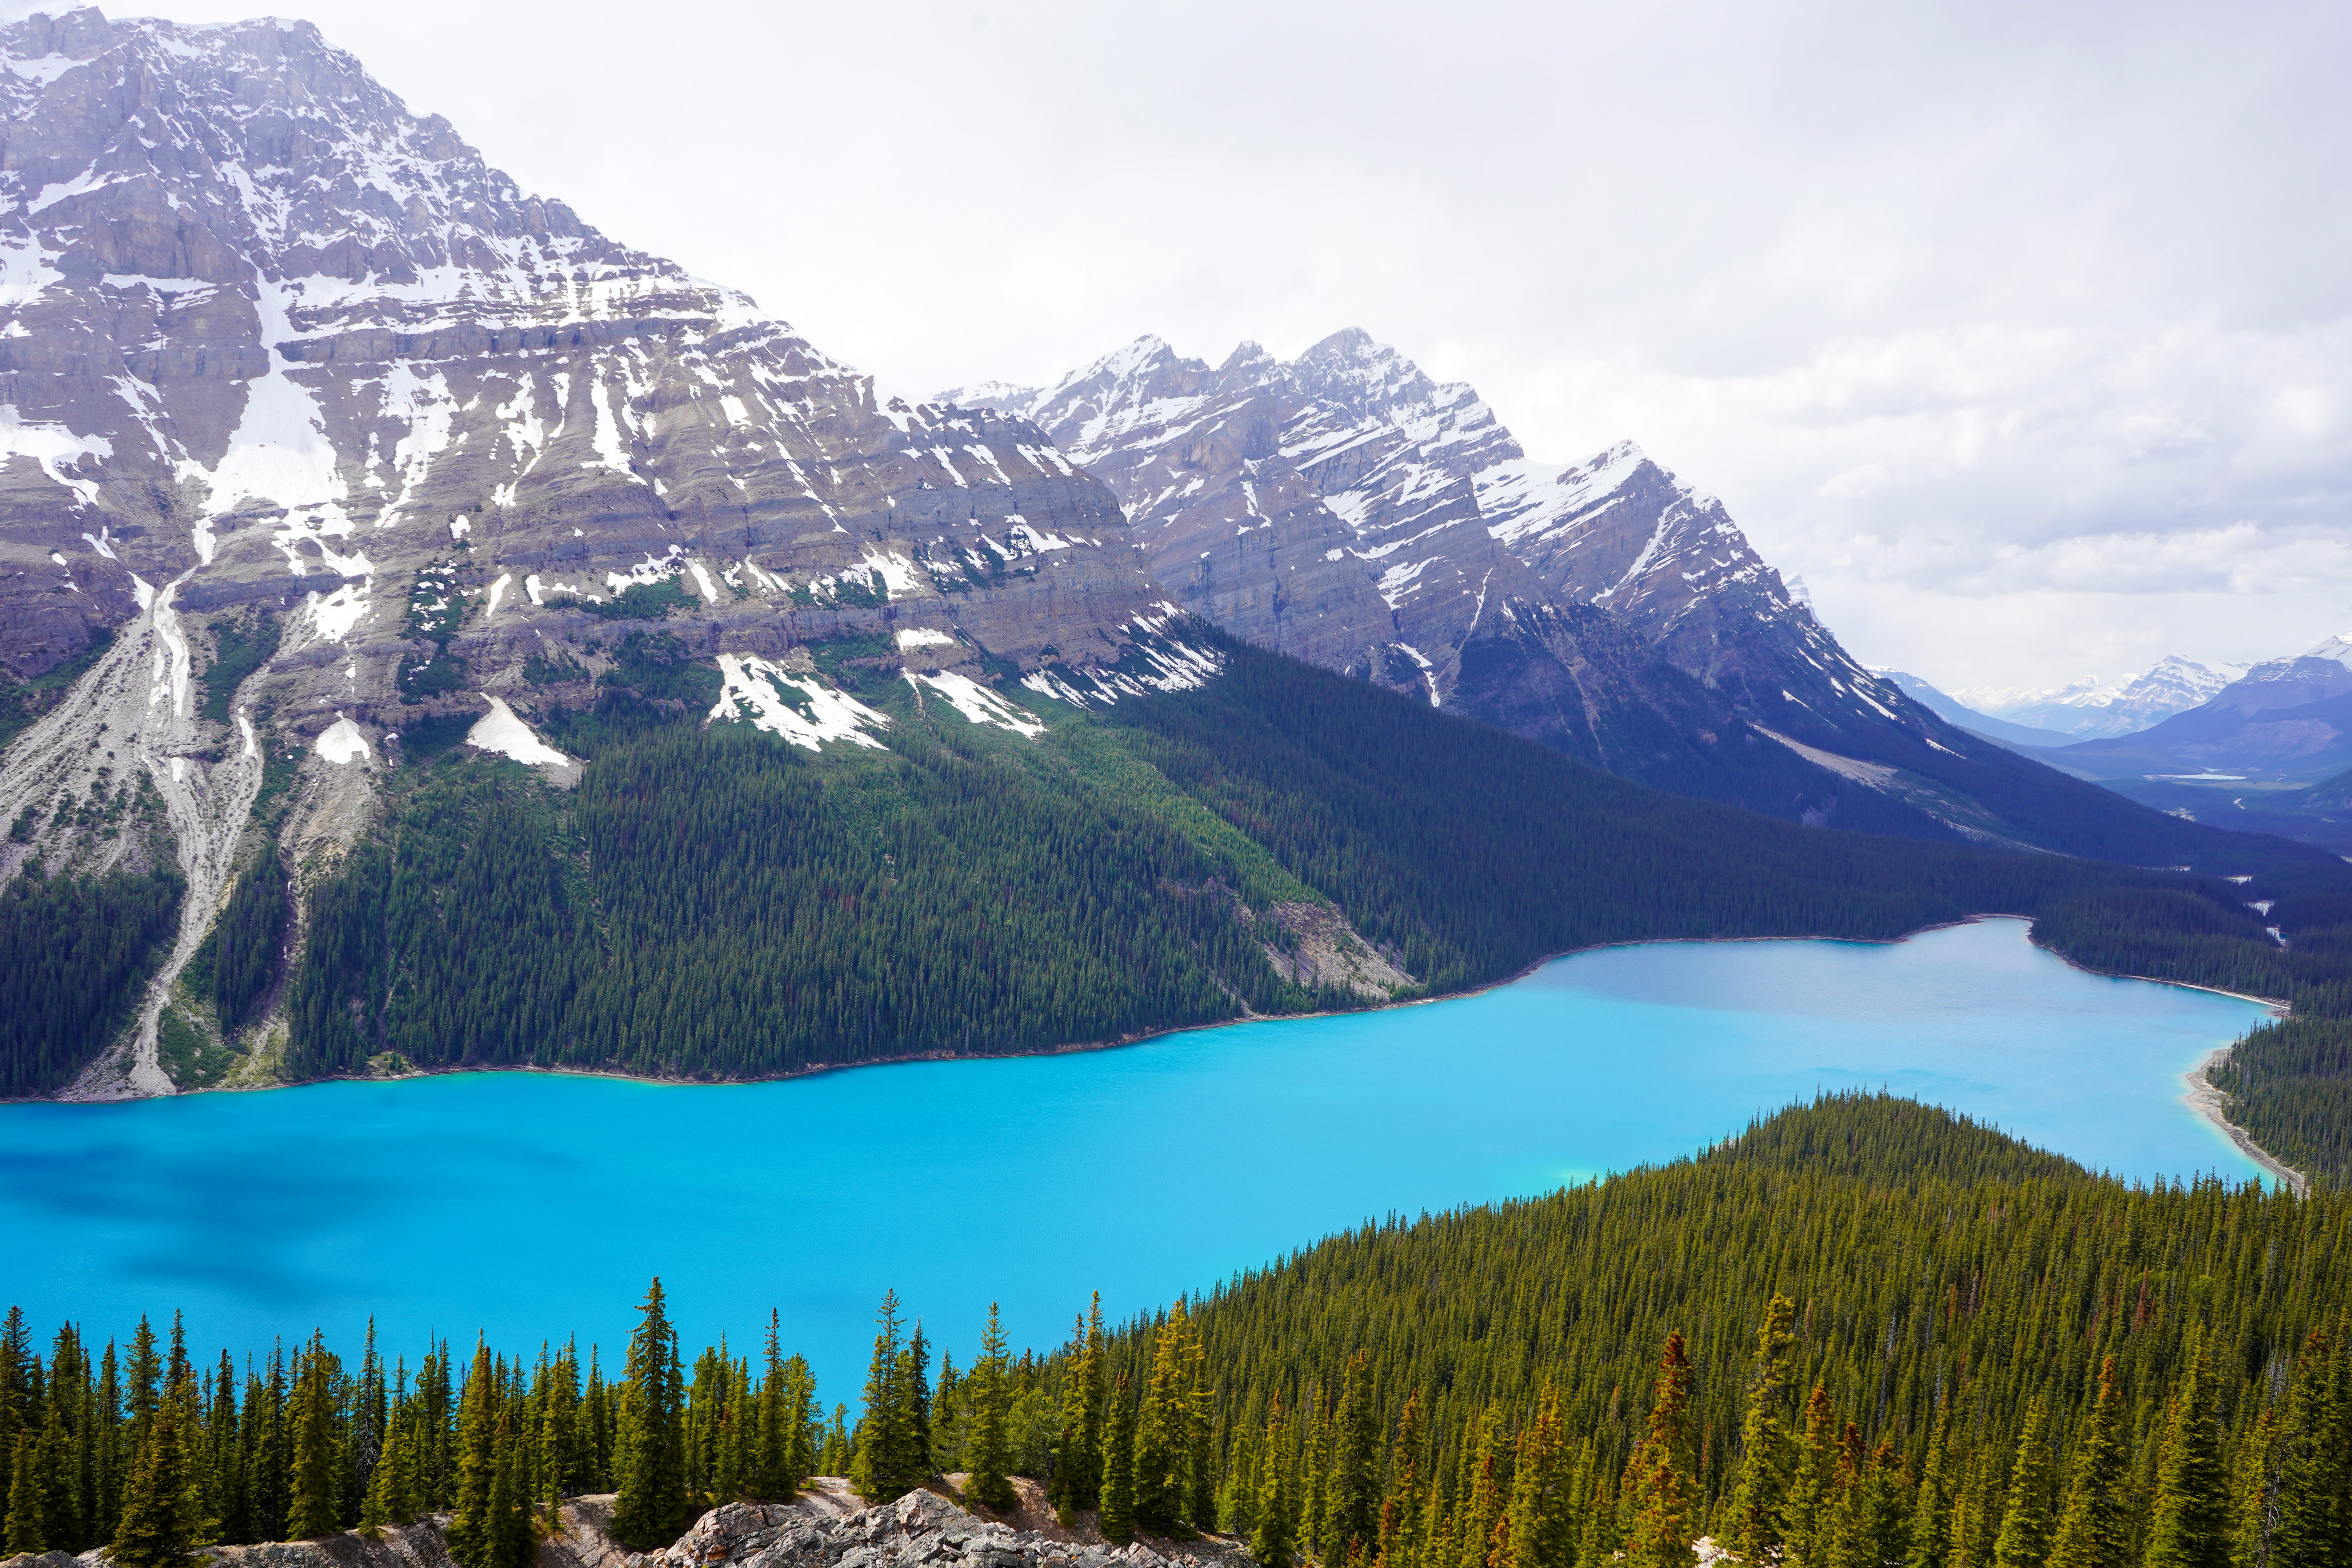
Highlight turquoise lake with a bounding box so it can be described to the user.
[0,918,2271,1399]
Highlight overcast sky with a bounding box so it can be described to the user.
[102,0,2352,693]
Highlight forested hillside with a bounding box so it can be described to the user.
[11,624,2352,1154]
[4,1099,2345,1568]
[275,635,2352,1095]
[2212,1018,2352,1186]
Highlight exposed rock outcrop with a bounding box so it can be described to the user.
[0,1483,1238,1568]
[643,1488,1223,1568]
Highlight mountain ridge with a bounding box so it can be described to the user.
[941,332,2281,859]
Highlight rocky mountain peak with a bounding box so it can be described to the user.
[0,6,1206,1097]
[951,327,1930,796]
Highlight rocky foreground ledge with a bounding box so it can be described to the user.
[1,1481,1236,1568]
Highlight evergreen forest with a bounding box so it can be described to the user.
[258,639,2352,1185]
[4,1098,2346,1568]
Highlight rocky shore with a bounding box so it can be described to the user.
[0,1480,1240,1568]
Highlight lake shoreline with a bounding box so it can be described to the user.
[2185,1046,2308,1195]
[32,911,2031,1107]
[17,915,2305,1195]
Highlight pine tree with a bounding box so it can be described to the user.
[1050,1299,1105,1525]
[820,1404,849,1479]
[1788,1382,1844,1568]
[1993,1397,2056,1568]
[1251,1399,1295,1568]
[1456,1405,1509,1568]
[850,1292,929,1504]
[1853,1436,1916,1568]
[1135,1306,1190,1534]
[205,1348,240,1547]
[0,1306,33,1474]
[2227,1403,2277,1568]
[284,1335,341,1539]
[1501,1384,1574,1568]
[1728,1294,1798,1563]
[0,1307,37,1555]
[446,1345,501,1568]
[1820,1421,1867,1568]
[487,1421,534,1568]
[1100,1374,1137,1546]
[903,1323,933,1484]
[1910,1397,1956,1568]
[360,1398,416,1529]
[1378,1390,1426,1568]
[8,1431,47,1555]
[1183,1329,1216,1533]
[746,1318,799,1504]
[1621,1332,1697,1568]
[94,1341,123,1546]
[2049,1358,2128,1568]
[962,1304,1016,1514]
[781,1356,816,1491]
[1575,1466,1618,1568]
[583,1352,612,1493]
[2145,1334,2232,1568]
[1324,1349,1380,1561]
[612,1281,689,1550]
[111,1368,203,1568]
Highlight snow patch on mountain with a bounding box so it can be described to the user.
[905,670,1046,738]
[709,656,891,753]
[465,695,570,768]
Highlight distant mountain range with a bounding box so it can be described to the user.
[2007,634,2352,853]
[2041,636,2352,782]
[1868,671,2079,748]
[1951,657,2233,740]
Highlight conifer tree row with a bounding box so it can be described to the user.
[0,1285,817,1565]
[7,1099,2351,1566]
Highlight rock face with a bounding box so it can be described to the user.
[0,1486,1235,1568]
[0,5,1176,712]
[648,1489,1218,1568]
[943,332,1949,808]
[0,5,1210,1096]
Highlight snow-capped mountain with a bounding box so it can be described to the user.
[2051,634,2352,782]
[1955,656,2231,740]
[946,331,1988,815]
[0,6,1204,1093]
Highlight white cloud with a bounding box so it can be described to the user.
[130,0,2352,690]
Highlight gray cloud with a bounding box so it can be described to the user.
[113,0,2352,690]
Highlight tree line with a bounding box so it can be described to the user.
[0,1280,817,1568]
[8,1098,2348,1568]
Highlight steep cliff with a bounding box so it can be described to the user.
[0,6,1210,1096]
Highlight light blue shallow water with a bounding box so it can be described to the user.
[0,918,2270,1399]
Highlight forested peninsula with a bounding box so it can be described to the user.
[2,1098,2346,1568]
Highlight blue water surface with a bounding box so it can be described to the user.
[0,918,2270,1399]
